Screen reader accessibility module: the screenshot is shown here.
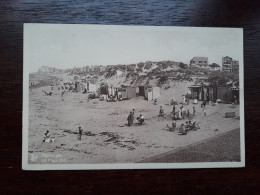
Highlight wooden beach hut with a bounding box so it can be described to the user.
[189,84,216,102]
[75,81,86,93]
[138,85,160,101]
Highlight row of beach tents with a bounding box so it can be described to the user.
[74,81,161,101]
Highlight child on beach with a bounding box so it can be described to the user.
[43,130,50,142]
[137,113,144,125]
[61,90,65,101]
[159,106,164,116]
[78,126,83,140]
[182,95,186,104]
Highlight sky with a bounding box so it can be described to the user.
[24,24,243,73]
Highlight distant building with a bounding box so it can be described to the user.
[222,56,233,72]
[98,66,106,72]
[209,63,221,71]
[83,66,89,72]
[232,60,239,72]
[222,56,239,72]
[89,66,95,72]
[38,66,55,73]
[189,57,208,68]
[106,65,116,70]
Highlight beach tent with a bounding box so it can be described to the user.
[138,86,146,97]
[139,85,160,101]
[126,86,136,99]
[146,88,153,101]
[189,85,216,102]
[152,87,160,100]
[216,87,238,103]
[100,84,109,95]
[75,82,86,93]
[216,87,226,102]
[100,84,116,96]
[117,86,136,100]
[108,85,115,96]
[87,82,97,92]
[118,88,127,99]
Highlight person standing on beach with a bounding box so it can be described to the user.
[172,105,175,114]
[182,106,186,118]
[159,106,164,116]
[193,106,196,116]
[186,93,189,105]
[127,111,134,127]
[202,107,206,117]
[61,90,65,99]
[187,109,190,118]
[78,126,83,140]
[182,95,186,104]
[179,106,182,119]
[132,109,136,120]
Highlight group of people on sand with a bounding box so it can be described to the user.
[159,104,196,121]
[178,120,200,135]
[42,94,210,143]
[127,109,144,127]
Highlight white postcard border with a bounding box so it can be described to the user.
[22,24,245,170]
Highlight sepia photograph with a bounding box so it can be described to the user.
[22,24,244,170]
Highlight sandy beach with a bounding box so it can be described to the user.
[28,74,240,164]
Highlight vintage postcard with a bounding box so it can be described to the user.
[23,24,245,170]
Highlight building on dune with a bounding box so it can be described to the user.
[189,57,209,68]
[222,56,239,72]
[38,66,57,74]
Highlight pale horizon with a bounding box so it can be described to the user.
[24,24,243,73]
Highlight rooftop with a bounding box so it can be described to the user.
[191,56,208,61]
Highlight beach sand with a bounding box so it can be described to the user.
[27,74,240,164]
